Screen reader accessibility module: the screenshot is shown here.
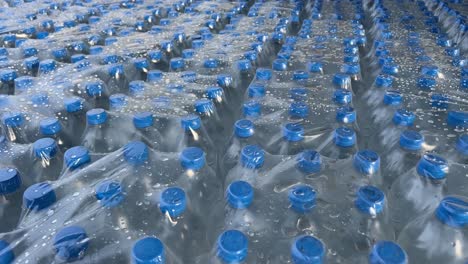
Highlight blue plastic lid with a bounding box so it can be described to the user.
[203,58,219,69]
[333,89,352,105]
[53,226,89,262]
[206,87,223,101]
[293,71,309,81]
[129,81,145,96]
[291,235,324,264]
[103,54,119,65]
[0,240,14,264]
[170,57,185,70]
[85,81,104,97]
[355,185,385,215]
[217,74,233,88]
[39,59,56,74]
[33,138,58,159]
[40,117,61,135]
[71,54,85,63]
[289,102,309,119]
[336,106,356,124]
[334,127,356,147]
[182,49,195,59]
[417,76,437,90]
[256,68,272,81]
[421,65,439,77]
[272,59,288,71]
[393,109,415,126]
[23,182,56,211]
[132,237,165,264]
[0,69,17,83]
[107,64,124,77]
[180,147,205,171]
[417,154,448,180]
[243,101,261,118]
[194,99,214,115]
[342,63,360,75]
[147,70,163,82]
[283,123,304,142]
[123,141,149,165]
[192,39,204,49]
[289,185,316,213]
[369,241,407,264]
[23,46,38,57]
[241,145,264,169]
[456,134,468,155]
[31,92,49,105]
[237,59,251,72]
[290,87,308,101]
[134,58,149,71]
[95,180,125,208]
[447,111,467,128]
[297,150,321,174]
[353,150,380,175]
[375,74,393,88]
[64,97,83,113]
[399,130,424,151]
[244,50,257,62]
[234,119,254,138]
[2,112,24,127]
[226,181,254,209]
[86,108,107,125]
[24,56,39,70]
[217,230,248,263]
[160,187,186,218]
[64,146,91,170]
[109,94,127,109]
[181,115,201,131]
[52,48,67,60]
[383,90,402,105]
[0,167,21,195]
[248,82,265,98]
[148,50,162,62]
[435,196,468,228]
[133,112,153,129]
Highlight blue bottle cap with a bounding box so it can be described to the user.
[133,112,153,128]
[393,109,415,126]
[369,241,407,264]
[0,240,14,264]
[237,59,251,72]
[24,56,39,70]
[180,147,205,171]
[194,99,214,115]
[129,81,145,96]
[64,97,83,113]
[132,237,165,264]
[103,54,120,64]
[182,49,195,59]
[206,87,223,101]
[383,90,402,105]
[289,102,309,119]
[170,57,185,70]
[355,185,385,215]
[421,65,439,77]
[53,226,89,262]
[234,119,254,138]
[417,154,448,180]
[36,32,49,39]
[31,92,49,105]
[333,74,351,89]
[333,89,352,105]
[293,71,309,81]
[134,58,149,71]
[307,61,323,73]
[33,138,58,159]
[290,87,308,101]
[226,181,254,209]
[283,123,304,142]
[203,58,219,69]
[86,108,107,125]
[456,134,468,155]
[435,196,468,228]
[0,69,17,83]
[160,186,186,218]
[248,82,265,98]
[192,39,204,49]
[256,68,272,81]
[64,146,90,170]
[123,141,148,165]
[291,235,324,264]
[344,55,359,64]
[217,230,248,263]
[353,150,380,175]
[107,64,124,77]
[399,130,424,151]
[272,58,288,71]
[2,112,24,127]
[244,50,257,62]
[181,115,201,131]
[417,76,437,90]
[297,150,321,174]
[14,76,33,90]
[375,74,393,88]
[85,81,104,97]
[217,74,233,88]
[342,63,360,75]
[447,111,467,128]
[334,127,356,147]
[40,117,61,135]
[336,106,356,124]
[52,48,67,60]
[382,63,399,76]
[109,94,128,109]
[241,145,264,169]
[243,101,261,118]
[23,182,56,211]
[431,93,449,109]
[39,59,56,74]
[95,180,124,208]
[23,46,38,57]
[71,54,85,63]
[289,185,316,213]
[147,70,163,82]
[0,167,21,195]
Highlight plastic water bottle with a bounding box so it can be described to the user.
[317,126,358,160]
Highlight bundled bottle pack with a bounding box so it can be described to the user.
[0,0,466,263]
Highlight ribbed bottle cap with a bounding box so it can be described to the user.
[447,111,467,128]
[283,123,304,142]
[95,180,124,208]
[291,235,324,264]
[123,141,149,165]
[0,167,21,195]
[289,185,316,213]
[399,130,424,151]
[133,112,154,128]
[243,100,261,118]
[369,241,407,264]
[375,74,393,88]
[226,181,254,209]
[297,150,321,174]
[109,94,127,109]
[333,89,352,105]
[53,226,89,262]
[416,154,448,180]
[393,109,415,126]
[2,112,24,127]
[160,187,186,218]
[132,237,165,264]
[354,185,385,215]
[336,106,356,124]
[241,145,264,169]
[435,196,468,228]
[40,117,62,135]
[33,138,58,159]
[383,90,402,105]
[86,108,107,125]
[272,59,288,71]
[23,182,56,211]
[334,127,356,147]
[180,147,205,171]
[289,102,310,119]
[234,119,254,138]
[353,150,380,175]
[217,230,248,263]
[64,146,90,170]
